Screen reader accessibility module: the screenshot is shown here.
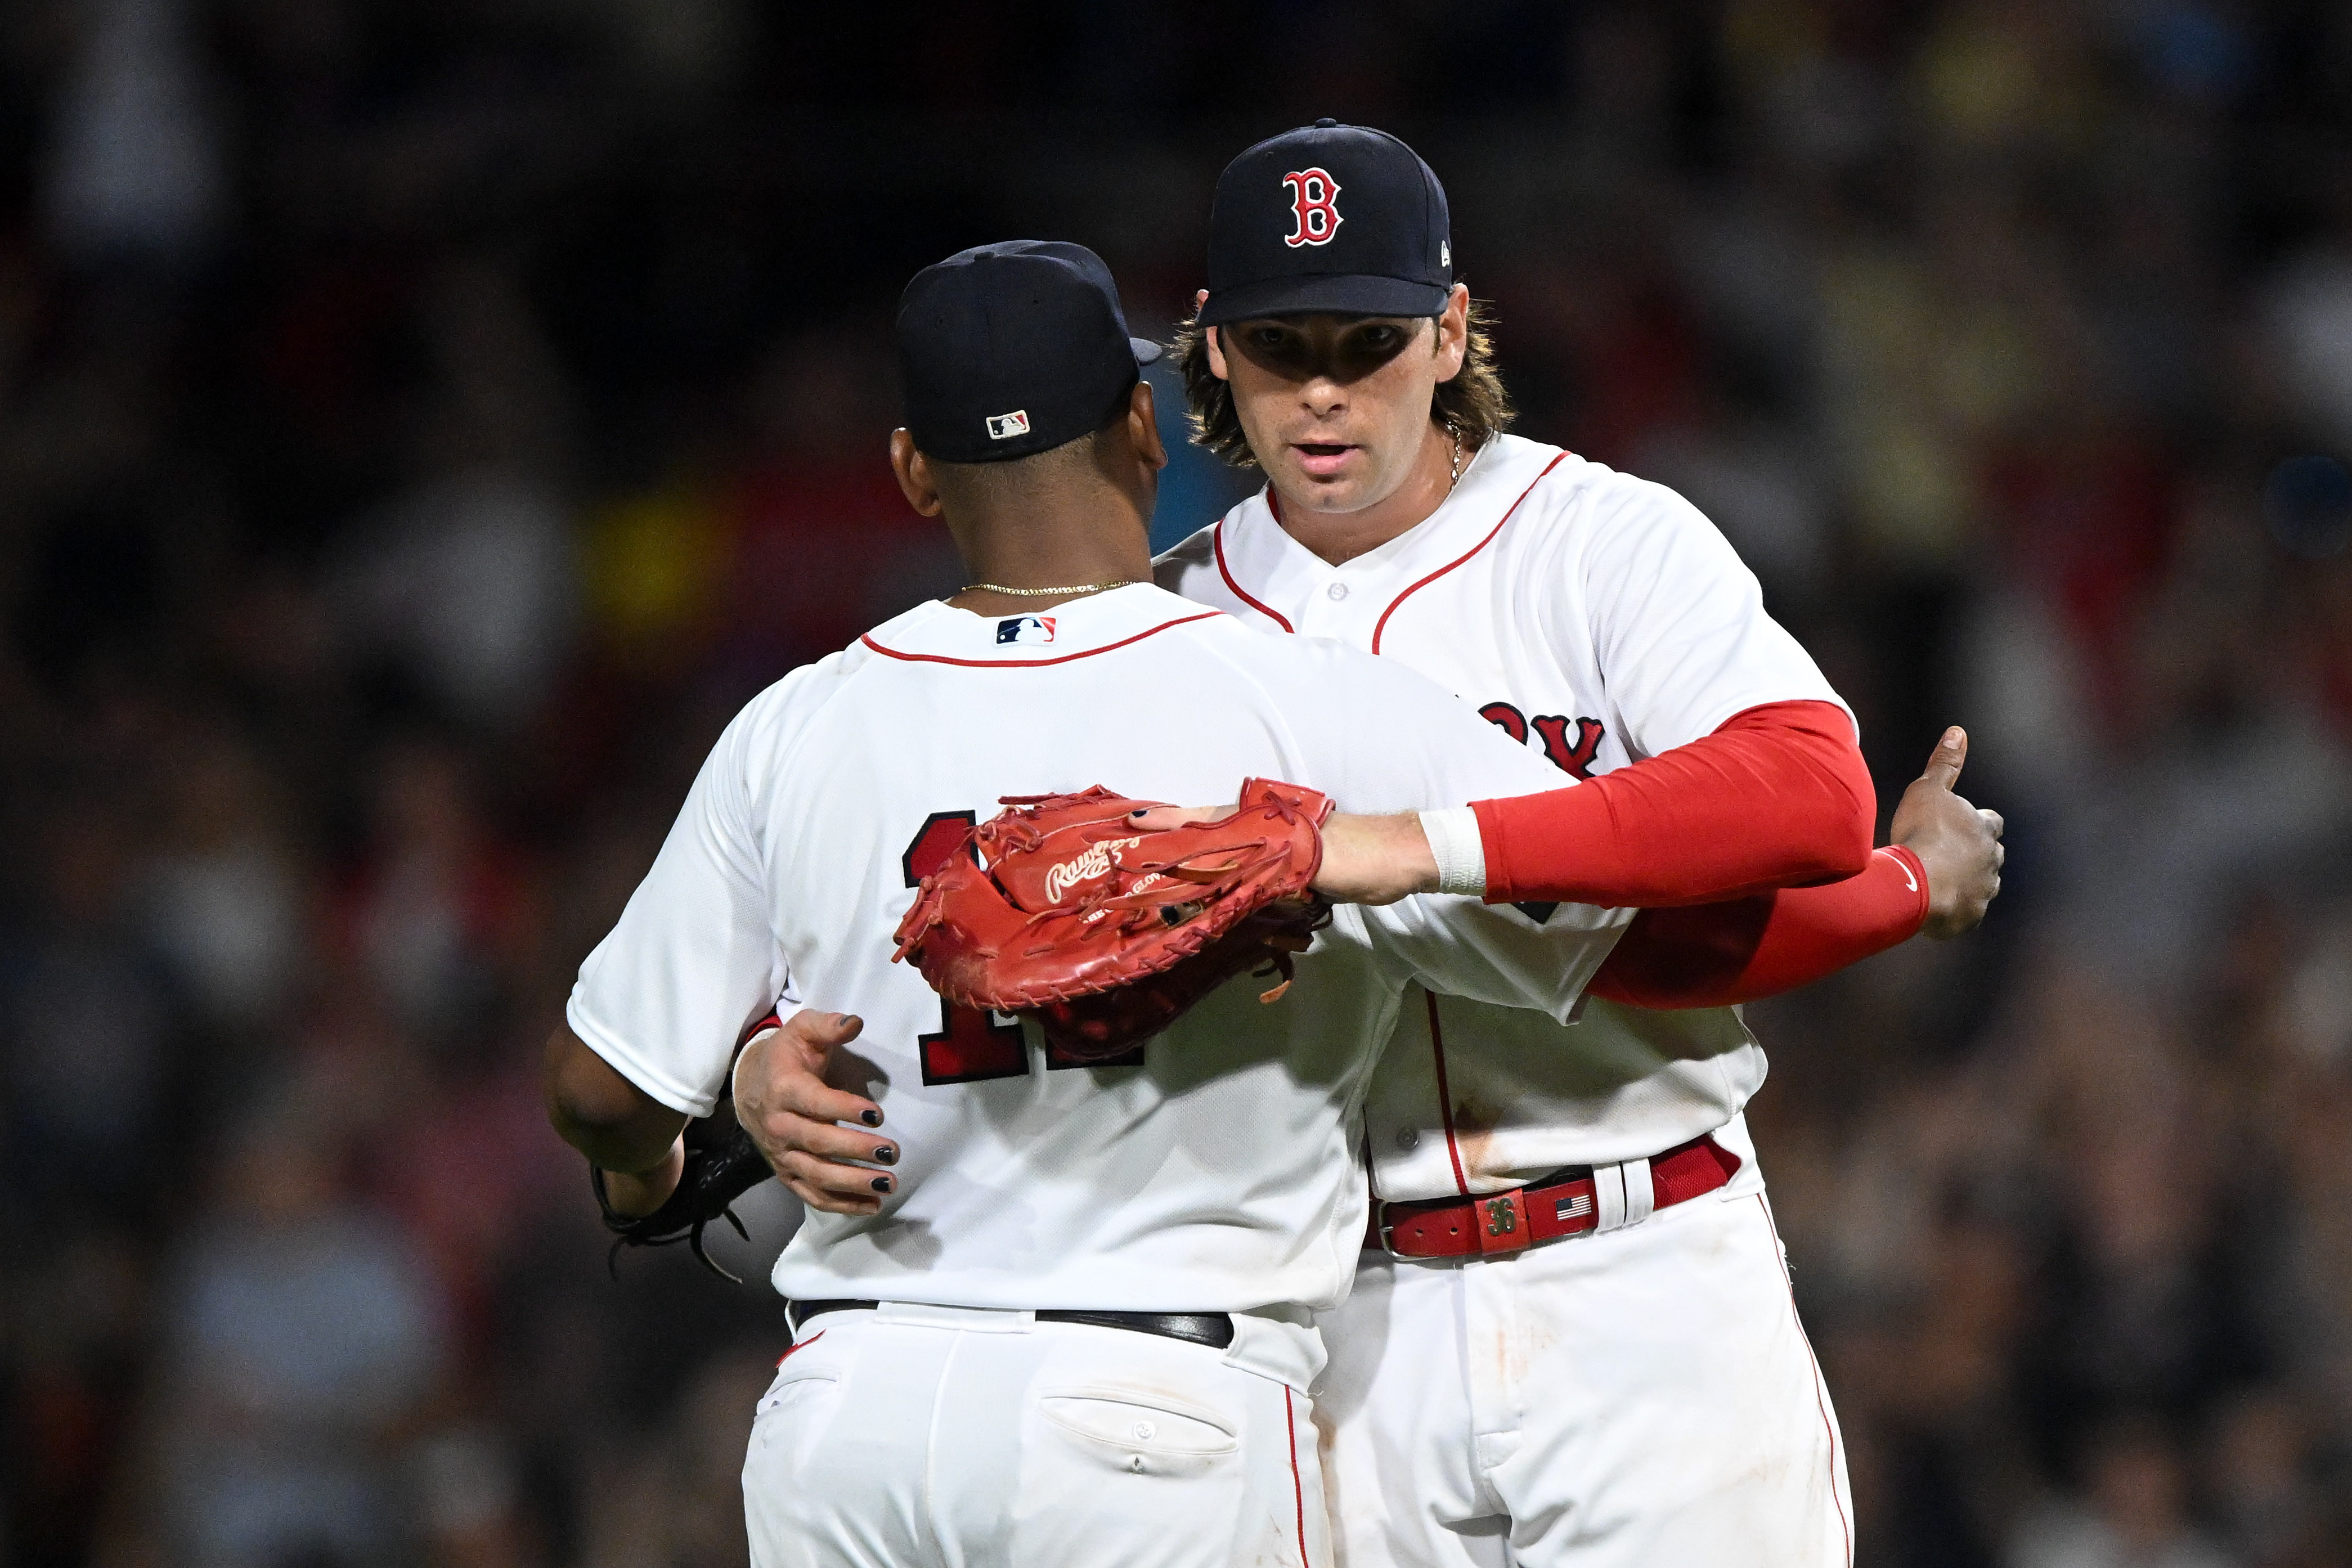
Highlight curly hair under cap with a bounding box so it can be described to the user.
[1169,292,1515,470]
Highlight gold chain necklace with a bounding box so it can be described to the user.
[960,579,1142,597]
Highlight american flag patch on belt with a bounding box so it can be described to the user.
[1556,1194,1593,1221]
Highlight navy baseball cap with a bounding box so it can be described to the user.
[897,240,1162,464]
[1198,120,1453,327]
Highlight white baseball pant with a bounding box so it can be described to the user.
[1318,1124,1852,1567]
[743,1302,1332,1567]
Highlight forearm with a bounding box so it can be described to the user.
[1469,700,1874,907]
[1586,845,1928,1009]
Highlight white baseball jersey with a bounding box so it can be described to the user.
[1159,433,1852,1199]
[567,583,1632,1315]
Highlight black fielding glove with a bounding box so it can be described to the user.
[593,1109,776,1282]
[591,1007,788,1290]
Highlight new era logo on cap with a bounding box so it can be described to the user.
[997,615,1056,645]
[985,409,1030,440]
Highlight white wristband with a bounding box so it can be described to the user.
[1417,807,1487,896]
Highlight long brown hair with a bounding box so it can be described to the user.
[1170,293,1515,469]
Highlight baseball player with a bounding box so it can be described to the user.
[742,126,2004,1567]
[544,240,1800,1568]
[1160,120,1992,1568]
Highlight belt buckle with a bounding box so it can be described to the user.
[1472,1190,1531,1254]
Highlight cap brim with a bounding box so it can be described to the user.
[1130,336,1164,365]
[1197,273,1448,326]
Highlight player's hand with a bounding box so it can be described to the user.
[1891,727,2003,939]
[735,1008,897,1216]
[1128,805,1438,905]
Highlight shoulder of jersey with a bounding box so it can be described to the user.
[727,612,930,742]
[1152,518,1222,577]
[1473,434,1717,558]
[1151,502,1242,602]
[1485,434,1602,519]
[730,644,859,730]
[1506,436,1696,523]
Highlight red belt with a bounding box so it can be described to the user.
[1368,1134,1741,1260]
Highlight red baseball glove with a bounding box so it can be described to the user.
[891,778,1335,1060]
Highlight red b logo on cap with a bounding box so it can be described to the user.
[1281,168,1343,248]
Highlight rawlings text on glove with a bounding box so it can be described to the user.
[892,778,1334,1059]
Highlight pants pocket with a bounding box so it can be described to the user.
[756,1367,837,1420]
[748,1367,843,1475]
[1038,1386,1240,1478]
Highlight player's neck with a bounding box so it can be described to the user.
[1270,421,1460,568]
[942,498,1155,616]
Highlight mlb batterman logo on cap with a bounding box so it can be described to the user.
[1198,119,1453,326]
[897,240,1162,464]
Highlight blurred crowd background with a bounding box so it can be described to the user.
[3,1,2351,1565]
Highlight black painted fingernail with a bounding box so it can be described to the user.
[860,1109,883,1127]
[870,1175,893,1193]
[836,1013,852,1027]
[871,1145,897,1165]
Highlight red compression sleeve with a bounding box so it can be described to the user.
[1586,846,1929,1009]
[1472,699,1873,907]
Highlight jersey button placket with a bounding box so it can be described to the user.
[1333,569,1388,644]
[1296,574,1344,633]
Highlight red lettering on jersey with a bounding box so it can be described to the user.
[901,812,1146,1082]
[1480,702,1606,780]
[1531,715,1606,780]
[1479,701,1529,744]
[1281,168,1343,248]
[903,812,1028,1085]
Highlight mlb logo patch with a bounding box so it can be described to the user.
[985,409,1030,441]
[997,616,1056,646]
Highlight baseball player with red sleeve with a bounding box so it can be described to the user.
[541,240,1802,1568]
[1146,121,2005,1567]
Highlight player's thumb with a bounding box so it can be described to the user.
[1919,726,1967,792]
[781,1007,861,1067]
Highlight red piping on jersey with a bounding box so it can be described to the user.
[1424,992,1471,1198]
[1759,1194,1852,1566]
[775,1330,823,1368]
[859,612,1223,668]
[1285,1386,1311,1566]
[1369,452,1568,654]
[1213,520,1295,632]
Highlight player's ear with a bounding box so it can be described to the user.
[889,428,943,518]
[1204,324,1232,383]
[1432,284,1469,384]
[1127,379,1168,473]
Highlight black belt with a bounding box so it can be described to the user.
[786,1299,1235,1350]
